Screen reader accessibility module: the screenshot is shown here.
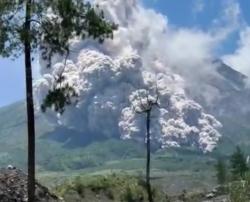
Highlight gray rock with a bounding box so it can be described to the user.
[0,168,60,202]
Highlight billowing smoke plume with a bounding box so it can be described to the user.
[34,0,222,152]
[223,27,250,82]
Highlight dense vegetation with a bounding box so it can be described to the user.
[55,174,167,202]
[54,173,213,202]
[213,147,250,202]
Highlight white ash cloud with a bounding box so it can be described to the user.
[120,76,221,152]
[34,0,224,152]
[223,27,250,81]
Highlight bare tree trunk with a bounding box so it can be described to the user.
[24,0,36,201]
[146,110,153,202]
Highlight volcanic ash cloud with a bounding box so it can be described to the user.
[34,0,222,152]
[34,49,221,152]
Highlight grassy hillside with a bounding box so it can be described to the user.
[0,101,249,194]
[215,116,250,154]
[54,174,171,202]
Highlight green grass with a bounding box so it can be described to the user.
[1,101,249,197]
[54,173,169,202]
[52,173,215,202]
[37,151,217,195]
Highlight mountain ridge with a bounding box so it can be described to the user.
[0,61,250,170]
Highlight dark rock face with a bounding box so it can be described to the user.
[0,168,60,202]
[214,59,247,90]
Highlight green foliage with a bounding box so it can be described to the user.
[55,174,167,202]
[215,158,227,185]
[211,149,250,201]
[0,0,116,58]
[0,1,24,58]
[0,0,117,113]
[41,84,78,114]
[121,185,145,202]
[230,146,249,180]
[229,180,250,202]
[39,0,117,113]
[35,139,145,171]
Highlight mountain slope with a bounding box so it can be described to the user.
[0,61,250,171]
[187,60,250,154]
[0,102,147,170]
[0,101,215,173]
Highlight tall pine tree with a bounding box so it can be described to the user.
[0,1,116,201]
[215,158,227,185]
[230,146,249,180]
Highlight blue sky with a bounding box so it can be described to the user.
[143,0,250,54]
[0,0,250,107]
[0,58,25,107]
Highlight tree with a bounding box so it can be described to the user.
[0,1,116,201]
[131,89,160,202]
[215,158,227,185]
[230,146,249,180]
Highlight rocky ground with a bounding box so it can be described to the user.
[168,186,230,202]
[201,187,229,202]
[0,168,60,202]
[202,196,229,202]
[202,194,229,202]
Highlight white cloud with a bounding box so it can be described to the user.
[192,0,205,16]
[223,27,250,78]
[212,0,242,39]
